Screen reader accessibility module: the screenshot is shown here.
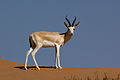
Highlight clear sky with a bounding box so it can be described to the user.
[0,0,120,68]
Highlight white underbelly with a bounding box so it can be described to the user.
[42,40,55,47]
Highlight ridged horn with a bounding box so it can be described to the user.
[65,16,71,26]
[72,16,77,26]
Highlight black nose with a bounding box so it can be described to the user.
[69,32,73,35]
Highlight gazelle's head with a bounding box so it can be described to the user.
[64,16,80,35]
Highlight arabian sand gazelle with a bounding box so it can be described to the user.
[24,16,80,70]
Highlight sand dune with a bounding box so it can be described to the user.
[0,58,120,80]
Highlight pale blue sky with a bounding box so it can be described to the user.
[0,0,120,68]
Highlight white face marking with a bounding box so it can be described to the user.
[68,27,75,34]
[43,40,55,47]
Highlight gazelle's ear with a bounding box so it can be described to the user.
[75,21,80,27]
[64,22,68,28]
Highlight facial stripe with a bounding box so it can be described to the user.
[68,27,75,34]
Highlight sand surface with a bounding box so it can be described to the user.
[0,58,120,80]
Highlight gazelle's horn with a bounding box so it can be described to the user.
[72,16,77,26]
[65,16,71,26]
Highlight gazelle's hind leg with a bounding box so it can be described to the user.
[31,44,42,70]
[25,48,33,70]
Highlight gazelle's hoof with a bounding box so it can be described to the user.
[24,68,28,70]
[37,67,40,70]
[24,67,28,70]
[59,66,62,69]
[55,66,58,69]
[38,68,40,70]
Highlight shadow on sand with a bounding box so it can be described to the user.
[15,66,56,70]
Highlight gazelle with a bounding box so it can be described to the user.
[24,17,80,70]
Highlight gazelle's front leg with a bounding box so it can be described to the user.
[55,44,62,69]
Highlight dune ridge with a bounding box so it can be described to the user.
[0,58,120,80]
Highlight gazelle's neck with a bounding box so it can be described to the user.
[64,30,73,44]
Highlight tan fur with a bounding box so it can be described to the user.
[30,31,73,48]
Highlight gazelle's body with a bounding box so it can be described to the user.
[30,31,72,48]
[24,17,80,70]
